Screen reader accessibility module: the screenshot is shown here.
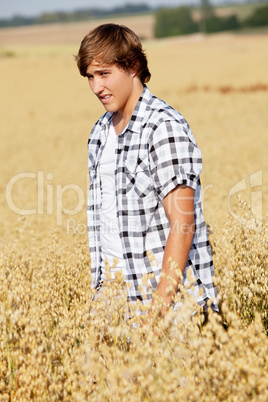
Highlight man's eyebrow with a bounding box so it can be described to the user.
[86,67,112,76]
[96,66,112,71]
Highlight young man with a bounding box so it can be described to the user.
[76,23,218,317]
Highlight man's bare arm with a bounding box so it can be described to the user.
[150,185,195,317]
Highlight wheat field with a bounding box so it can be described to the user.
[0,19,268,401]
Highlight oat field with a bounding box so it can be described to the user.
[0,19,268,401]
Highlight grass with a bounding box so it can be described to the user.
[0,28,268,400]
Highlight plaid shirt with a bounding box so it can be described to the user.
[87,86,218,310]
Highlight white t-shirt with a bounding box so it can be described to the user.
[99,122,125,280]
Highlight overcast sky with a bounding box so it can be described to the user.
[0,0,203,19]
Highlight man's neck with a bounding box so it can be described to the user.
[113,80,144,136]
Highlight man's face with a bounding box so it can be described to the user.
[86,60,136,117]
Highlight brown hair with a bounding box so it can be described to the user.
[75,23,151,84]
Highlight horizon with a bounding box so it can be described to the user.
[0,0,257,20]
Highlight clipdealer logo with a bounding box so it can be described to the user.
[227,170,263,228]
[5,171,88,227]
[5,169,264,233]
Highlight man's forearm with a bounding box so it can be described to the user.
[149,185,195,318]
[152,228,194,316]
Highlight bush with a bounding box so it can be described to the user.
[244,4,268,27]
[155,6,198,38]
[205,14,240,33]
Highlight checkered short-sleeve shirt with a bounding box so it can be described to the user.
[87,86,218,311]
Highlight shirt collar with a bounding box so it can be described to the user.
[126,85,151,134]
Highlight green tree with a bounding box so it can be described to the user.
[206,15,240,33]
[155,7,198,38]
[199,0,214,33]
[244,4,268,27]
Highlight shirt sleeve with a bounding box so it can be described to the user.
[148,119,202,201]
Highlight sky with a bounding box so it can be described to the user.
[0,0,200,19]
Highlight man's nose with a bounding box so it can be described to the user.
[91,78,104,95]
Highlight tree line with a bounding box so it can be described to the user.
[0,4,150,28]
[1,2,268,37]
[155,2,268,37]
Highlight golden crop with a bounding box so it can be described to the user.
[0,24,267,400]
